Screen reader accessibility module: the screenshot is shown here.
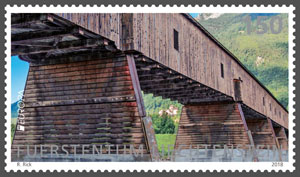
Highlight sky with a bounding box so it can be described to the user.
[11,13,201,103]
[11,56,29,103]
[189,13,198,18]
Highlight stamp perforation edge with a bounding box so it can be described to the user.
[4,5,296,172]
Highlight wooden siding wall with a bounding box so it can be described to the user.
[12,56,149,159]
[56,13,288,128]
[175,103,250,148]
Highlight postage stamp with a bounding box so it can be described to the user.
[5,5,295,172]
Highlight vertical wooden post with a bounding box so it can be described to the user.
[233,79,242,102]
[121,14,134,50]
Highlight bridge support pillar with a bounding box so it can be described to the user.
[245,118,277,148]
[175,102,252,149]
[245,117,286,161]
[12,53,158,161]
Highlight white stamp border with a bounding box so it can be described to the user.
[4,5,295,172]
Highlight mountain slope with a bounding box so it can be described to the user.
[196,13,289,109]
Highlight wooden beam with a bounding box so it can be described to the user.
[178,96,232,104]
[241,104,266,119]
[12,38,110,55]
[166,92,224,100]
[19,46,113,62]
[136,64,161,71]
[142,117,159,161]
[127,54,146,117]
[141,82,205,92]
[11,27,77,42]
[137,68,175,77]
[267,118,283,160]
[169,95,227,103]
[153,88,222,99]
[25,96,136,108]
[135,56,155,64]
[11,13,48,25]
[12,22,66,30]
[149,87,209,94]
[237,103,258,161]
[20,51,120,65]
[139,75,185,83]
[267,118,281,149]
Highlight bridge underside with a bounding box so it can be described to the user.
[11,13,288,161]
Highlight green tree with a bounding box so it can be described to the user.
[151,113,175,134]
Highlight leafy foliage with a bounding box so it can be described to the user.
[151,113,176,134]
[143,93,182,117]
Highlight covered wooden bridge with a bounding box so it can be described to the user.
[11,13,288,161]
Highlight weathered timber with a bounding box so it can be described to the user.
[127,54,146,117]
[54,13,288,128]
[11,54,152,161]
[175,103,251,149]
[273,127,288,150]
[134,55,233,104]
[12,13,118,65]
[12,38,112,56]
[245,118,277,148]
[267,118,281,149]
[237,103,255,147]
[142,117,159,161]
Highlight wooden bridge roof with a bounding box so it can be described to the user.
[11,13,288,129]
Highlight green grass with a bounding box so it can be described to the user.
[11,118,17,142]
[155,134,176,155]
